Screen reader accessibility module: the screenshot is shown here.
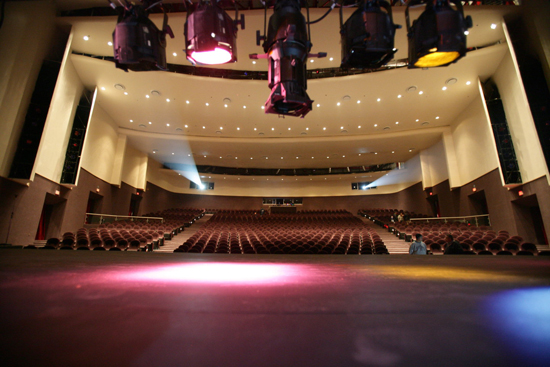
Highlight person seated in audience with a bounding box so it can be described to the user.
[403,212,410,222]
[409,234,427,255]
[391,211,398,223]
[444,234,464,255]
[398,212,404,222]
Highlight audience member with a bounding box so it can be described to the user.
[443,234,464,254]
[409,234,427,255]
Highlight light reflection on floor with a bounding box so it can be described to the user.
[363,265,528,282]
[484,287,550,364]
[121,263,301,285]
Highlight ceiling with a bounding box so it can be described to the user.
[55,2,520,174]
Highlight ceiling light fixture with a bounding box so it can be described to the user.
[185,0,244,65]
[406,0,472,68]
[109,0,174,72]
[250,0,326,118]
[340,0,399,69]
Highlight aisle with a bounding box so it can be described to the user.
[360,216,411,254]
[155,214,213,253]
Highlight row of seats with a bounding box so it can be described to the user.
[362,208,545,256]
[175,210,388,255]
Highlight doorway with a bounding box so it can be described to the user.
[35,193,66,240]
[468,190,489,215]
[129,194,141,216]
[426,195,440,217]
[512,194,548,245]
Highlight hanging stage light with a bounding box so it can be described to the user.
[250,0,326,118]
[340,0,400,69]
[185,1,245,65]
[406,0,472,69]
[110,0,174,72]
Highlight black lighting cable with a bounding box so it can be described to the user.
[306,0,336,25]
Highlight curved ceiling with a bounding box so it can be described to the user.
[59,2,518,171]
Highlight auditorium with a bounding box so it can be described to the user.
[1,1,549,366]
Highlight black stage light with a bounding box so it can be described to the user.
[406,0,472,68]
[250,0,326,118]
[340,0,400,69]
[110,0,174,72]
[185,0,244,65]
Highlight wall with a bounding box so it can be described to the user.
[33,32,84,183]
[493,32,549,184]
[449,90,500,187]
[0,1,56,177]
[121,143,148,190]
[420,139,449,189]
[80,102,120,184]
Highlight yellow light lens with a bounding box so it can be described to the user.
[415,51,460,67]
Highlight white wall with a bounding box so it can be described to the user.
[80,102,120,183]
[33,30,84,183]
[420,139,449,189]
[121,143,148,190]
[0,1,56,177]
[493,28,550,184]
[450,89,500,187]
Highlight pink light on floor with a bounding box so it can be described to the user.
[125,263,297,285]
[190,48,232,65]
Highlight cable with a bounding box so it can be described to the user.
[0,0,6,30]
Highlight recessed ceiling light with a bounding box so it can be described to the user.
[166,98,170,102]
[188,154,191,156]
[281,157,284,159]
[464,30,469,35]
[358,154,361,156]
[306,127,309,130]
[224,104,228,108]
[243,106,246,109]
[252,61,256,64]
[186,100,190,104]
[220,127,223,130]
[202,126,205,129]
[416,119,419,122]
[343,155,345,157]
[323,127,326,130]
[358,125,361,128]
[310,59,314,63]
[129,119,133,122]
[311,157,314,159]
[395,121,399,124]
[173,52,177,56]
[100,87,105,91]
[108,41,113,46]
[357,100,361,104]
[374,124,378,127]
[83,35,89,41]
[146,95,150,98]
[288,127,291,130]
[337,102,341,106]
[435,116,440,119]
[205,103,209,106]
[148,121,152,124]
[254,127,257,131]
[491,23,497,29]
[261,106,265,109]
[340,126,344,130]
[184,124,188,128]
[152,150,157,153]
[329,57,333,61]
[397,95,402,98]
[124,92,128,95]
[375,152,378,155]
[377,98,381,102]
[237,127,240,130]
[418,91,423,95]
[316,104,320,107]
[442,86,447,91]
[250,157,253,159]
[204,155,206,157]
[166,123,170,127]
[392,151,395,153]
[172,152,174,155]
[466,81,471,85]
[271,127,274,131]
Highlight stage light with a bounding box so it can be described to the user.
[406,0,472,68]
[250,0,326,118]
[185,1,244,65]
[340,1,399,69]
[109,0,174,72]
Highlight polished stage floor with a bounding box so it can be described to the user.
[1,250,549,367]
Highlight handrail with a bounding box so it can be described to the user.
[85,213,164,224]
[410,214,490,227]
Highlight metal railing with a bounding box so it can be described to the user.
[85,213,164,225]
[410,214,490,227]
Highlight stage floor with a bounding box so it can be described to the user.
[1,250,549,367]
